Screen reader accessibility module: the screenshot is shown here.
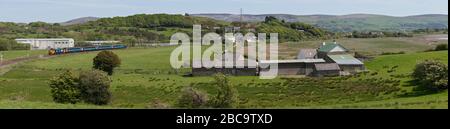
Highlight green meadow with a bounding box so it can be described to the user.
[0,38,448,109]
[279,36,439,59]
[0,50,47,61]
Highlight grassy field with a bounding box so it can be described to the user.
[0,37,448,109]
[323,91,448,109]
[279,35,446,59]
[0,100,109,109]
[0,50,47,61]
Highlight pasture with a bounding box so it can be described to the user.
[0,50,47,61]
[279,35,445,59]
[0,36,448,109]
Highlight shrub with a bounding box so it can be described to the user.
[93,51,121,75]
[434,44,448,51]
[209,73,239,108]
[78,70,112,105]
[381,51,405,55]
[0,38,30,51]
[49,70,81,104]
[176,87,208,108]
[412,60,448,91]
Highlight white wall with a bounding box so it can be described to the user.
[15,38,75,50]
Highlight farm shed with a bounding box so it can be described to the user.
[259,59,326,76]
[192,67,257,76]
[326,54,365,73]
[312,63,341,77]
[297,49,318,59]
[191,59,258,76]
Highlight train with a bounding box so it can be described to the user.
[48,44,128,55]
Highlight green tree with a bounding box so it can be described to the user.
[93,51,121,75]
[49,70,81,104]
[435,44,448,51]
[209,73,239,108]
[412,60,448,91]
[79,70,112,105]
[176,86,208,108]
[0,38,11,51]
[264,16,279,23]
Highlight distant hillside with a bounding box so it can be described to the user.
[73,14,328,42]
[1,14,330,46]
[192,14,449,32]
[0,14,232,45]
[60,17,100,26]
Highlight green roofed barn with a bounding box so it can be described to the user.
[317,42,351,58]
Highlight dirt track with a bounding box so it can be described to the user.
[0,55,54,68]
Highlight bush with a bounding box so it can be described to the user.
[209,73,239,108]
[176,87,208,108]
[93,51,121,75]
[78,70,112,105]
[0,38,30,51]
[412,60,448,91]
[435,44,448,51]
[381,51,405,55]
[49,70,81,104]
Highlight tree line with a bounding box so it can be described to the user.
[0,14,332,49]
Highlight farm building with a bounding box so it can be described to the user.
[191,52,258,76]
[191,42,365,77]
[15,38,75,50]
[326,54,365,74]
[297,49,318,59]
[312,63,341,77]
[192,67,257,76]
[191,60,258,76]
[317,42,352,58]
[259,59,325,76]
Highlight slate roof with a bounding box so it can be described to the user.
[314,63,341,71]
[318,42,349,52]
[327,54,364,65]
[297,49,317,59]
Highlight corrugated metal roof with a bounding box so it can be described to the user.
[328,54,364,65]
[297,49,317,59]
[314,63,341,71]
[191,59,258,68]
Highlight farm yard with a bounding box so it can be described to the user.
[0,36,448,109]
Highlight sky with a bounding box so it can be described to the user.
[0,0,448,23]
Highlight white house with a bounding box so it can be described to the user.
[15,38,75,50]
